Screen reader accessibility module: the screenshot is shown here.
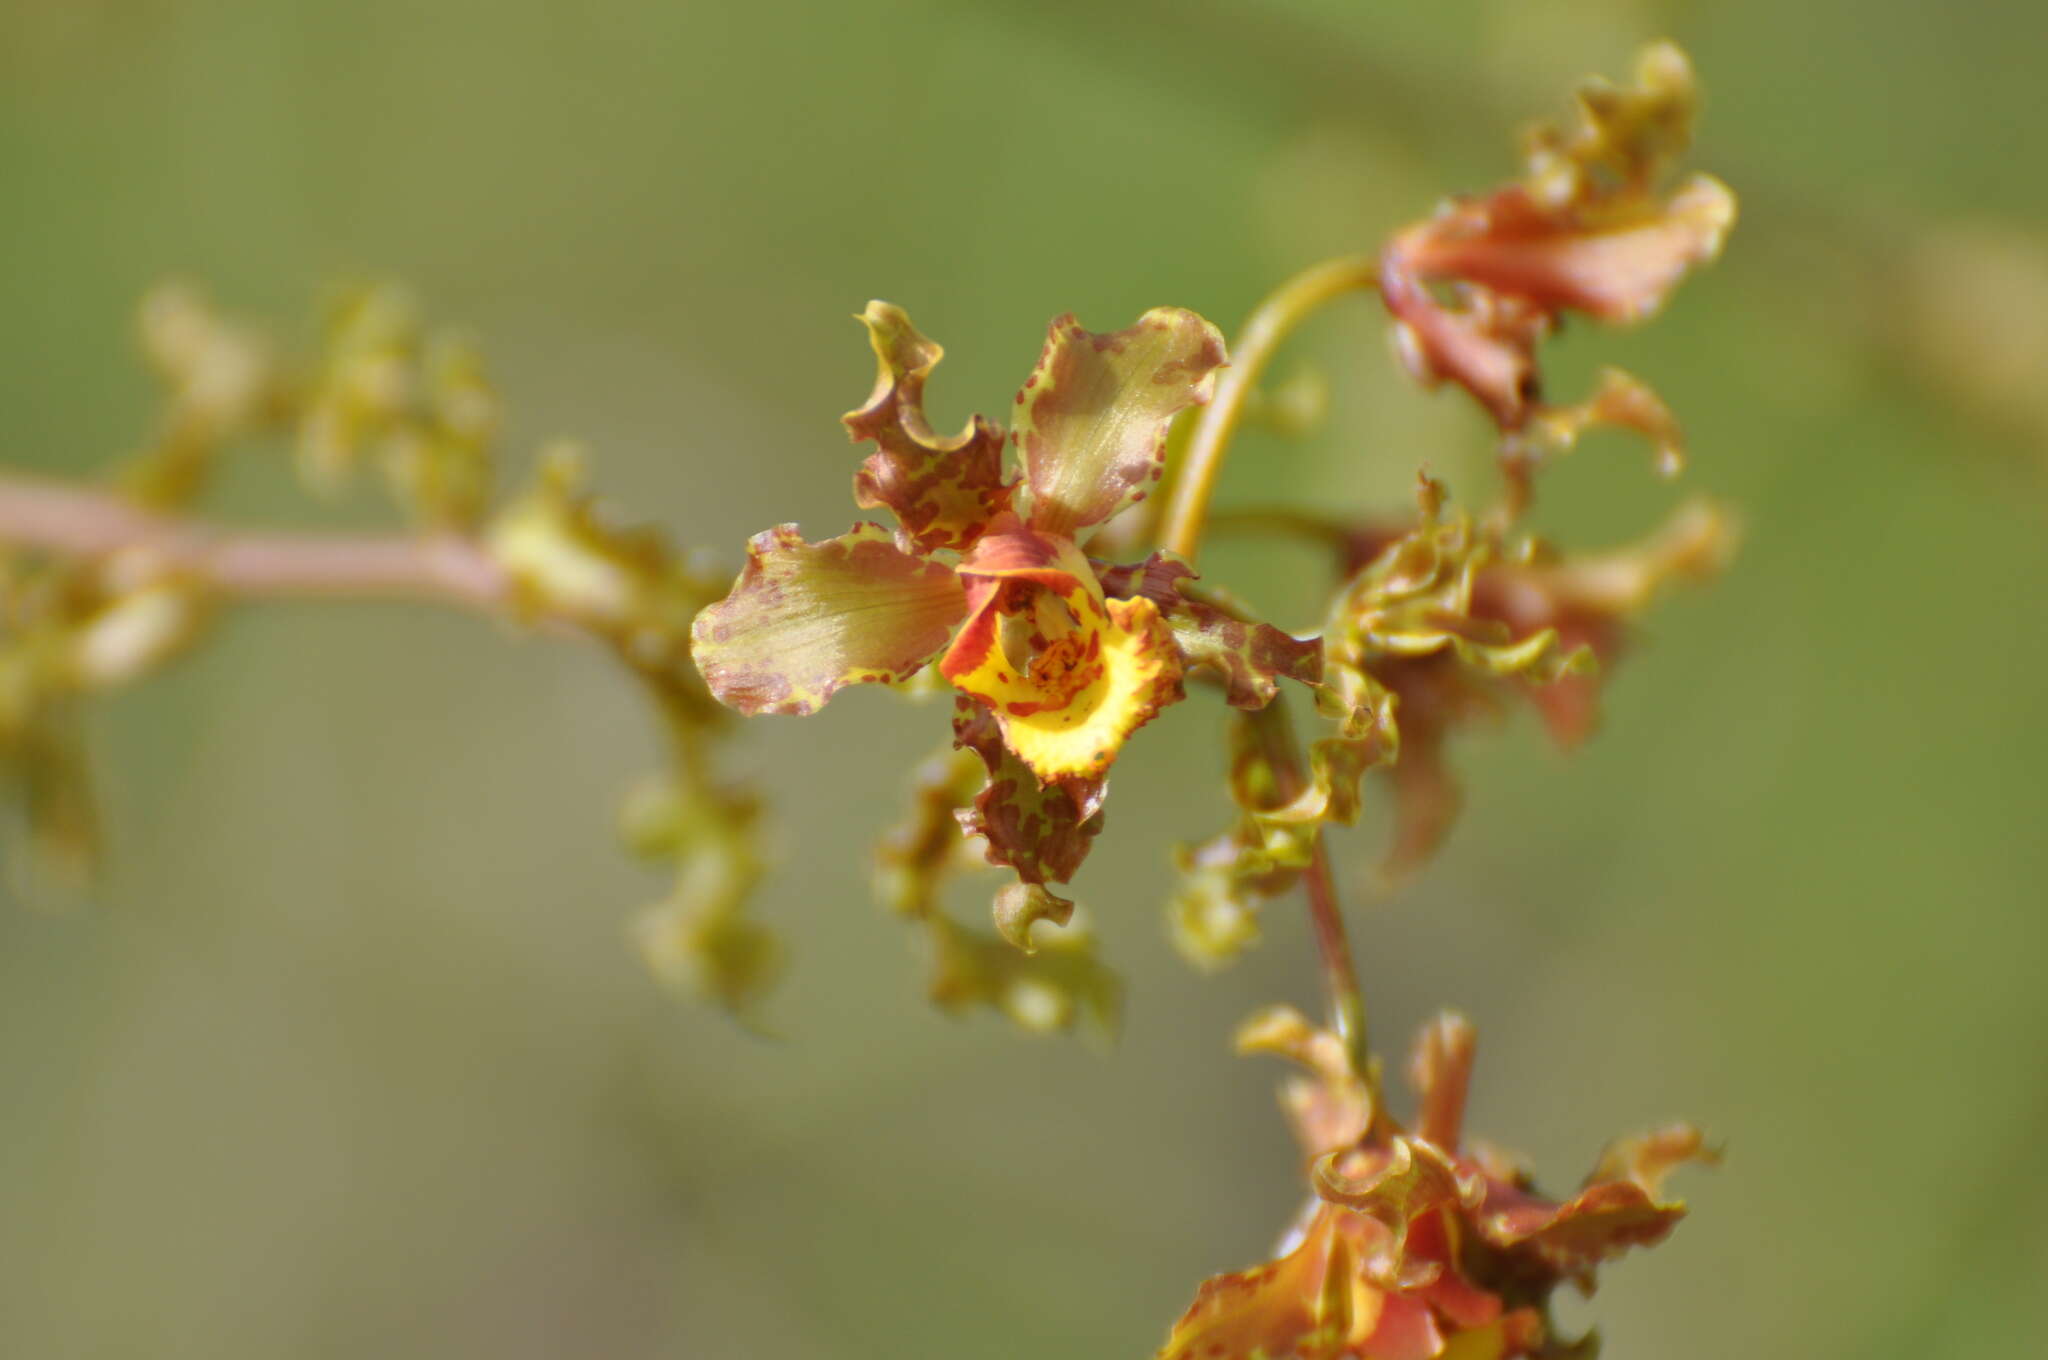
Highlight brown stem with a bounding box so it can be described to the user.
[1249,698,1372,1091]
[0,470,509,608]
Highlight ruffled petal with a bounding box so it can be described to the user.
[952,697,1105,887]
[842,301,1014,552]
[1237,1003,1376,1158]
[1013,308,1226,536]
[1476,1124,1715,1278]
[1408,1011,1477,1151]
[691,523,966,715]
[1522,41,1707,208]
[1099,552,1324,710]
[1513,365,1687,480]
[1314,1139,1482,1288]
[1380,43,1734,440]
[1158,1205,1386,1360]
[941,526,1184,783]
[1392,177,1735,327]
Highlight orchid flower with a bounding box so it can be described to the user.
[692,303,1319,903]
[1381,42,1734,464]
[1161,1009,1712,1360]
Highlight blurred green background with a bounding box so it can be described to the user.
[3,1,2045,1356]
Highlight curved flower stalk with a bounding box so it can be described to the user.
[693,304,1321,925]
[1160,1008,1713,1360]
[1380,41,1734,513]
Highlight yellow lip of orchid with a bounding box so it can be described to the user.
[940,524,1183,784]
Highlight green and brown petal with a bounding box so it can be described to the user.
[691,522,967,716]
[842,302,1013,552]
[1521,41,1706,208]
[952,697,1105,889]
[1167,706,1396,971]
[1012,308,1227,537]
[1099,553,1324,711]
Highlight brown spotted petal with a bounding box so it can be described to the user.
[690,522,967,716]
[842,301,1014,552]
[1013,308,1226,536]
[952,698,1104,888]
[1096,553,1323,711]
[1089,550,1196,606]
[1168,597,1322,711]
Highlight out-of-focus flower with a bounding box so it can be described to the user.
[1160,1008,1711,1360]
[1333,489,1736,881]
[694,304,1319,910]
[298,284,500,527]
[123,283,288,507]
[1170,480,1732,964]
[1381,41,1734,495]
[0,549,212,898]
[488,446,776,1017]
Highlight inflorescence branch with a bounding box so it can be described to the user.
[0,40,1742,1360]
[0,470,510,606]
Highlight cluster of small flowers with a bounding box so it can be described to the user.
[0,285,773,1011]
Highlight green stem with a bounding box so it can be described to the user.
[1156,254,1379,564]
